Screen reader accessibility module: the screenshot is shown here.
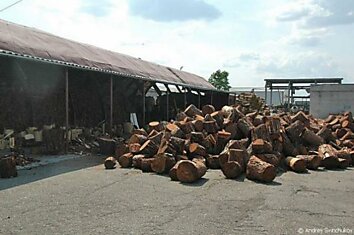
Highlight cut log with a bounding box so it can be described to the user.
[206,155,220,169]
[252,124,270,142]
[176,160,207,183]
[296,155,322,170]
[266,117,281,140]
[169,137,186,154]
[184,104,202,117]
[290,111,310,126]
[189,143,207,157]
[318,144,339,169]
[190,132,205,145]
[132,128,148,136]
[224,122,238,139]
[251,139,273,154]
[132,154,146,169]
[0,156,18,178]
[139,140,158,156]
[317,126,335,143]
[118,153,134,168]
[149,132,163,145]
[246,156,276,183]
[192,120,204,132]
[104,156,117,169]
[255,154,279,167]
[176,112,188,122]
[211,111,224,128]
[301,128,324,147]
[337,149,352,166]
[178,121,195,134]
[338,158,350,169]
[151,153,176,174]
[115,142,129,159]
[285,156,307,173]
[128,134,148,145]
[169,161,181,181]
[140,158,154,172]
[286,120,305,144]
[203,120,218,134]
[237,118,254,138]
[228,149,248,171]
[202,105,215,116]
[129,143,141,154]
[97,137,116,155]
[166,123,184,138]
[149,121,163,132]
[221,161,242,179]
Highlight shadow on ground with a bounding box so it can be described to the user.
[0,154,104,191]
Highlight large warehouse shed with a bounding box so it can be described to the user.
[0,19,229,135]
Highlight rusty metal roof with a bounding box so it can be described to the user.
[0,19,215,91]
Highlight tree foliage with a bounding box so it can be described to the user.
[208,70,231,91]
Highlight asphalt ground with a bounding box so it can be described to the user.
[0,155,353,235]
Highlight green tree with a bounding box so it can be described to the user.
[208,70,231,91]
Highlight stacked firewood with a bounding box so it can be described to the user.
[235,92,266,112]
[105,104,354,184]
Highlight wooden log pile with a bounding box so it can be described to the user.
[108,104,354,184]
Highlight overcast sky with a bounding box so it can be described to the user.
[1,0,353,87]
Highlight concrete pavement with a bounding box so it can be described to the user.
[0,156,353,235]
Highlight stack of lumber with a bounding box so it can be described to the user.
[107,104,354,184]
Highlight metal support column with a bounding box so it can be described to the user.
[166,89,169,121]
[184,87,187,109]
[198,91,201,109]
[110,75,113,133]
[210,91,213,105]
[142,82,146,126]
[265,82,268,104]
[270,86,273,107]
[65,68,69,153]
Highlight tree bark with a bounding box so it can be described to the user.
[285,156,307,173]
[118,153,134,168]
[296,155,322,170]
[104,156,117,169]
[176,159,207,183]
[246,156,276,183]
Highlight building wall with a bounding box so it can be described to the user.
[310,84,354,118]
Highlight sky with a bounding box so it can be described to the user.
[1,0,354,87]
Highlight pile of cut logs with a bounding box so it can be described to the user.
[104,104,354,184]
[235,92,266,112]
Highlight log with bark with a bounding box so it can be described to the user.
[104,156,117,169]
[202,105,215,116]
[139,140,159,156]
[295,155,322,170]
[176,159,207,183]
[318,144,339,169]
[246,156,276,183]
[184,104,202,117]
[151,153,176,174]
[140,158,155,172]
[285,156,307,173]
[118,153,134,168]
[0,156,18,178]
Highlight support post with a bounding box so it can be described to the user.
[265,82,268,104]
[184,87,187,109]
[110,75,113,133]
[198,90,201,109]
[166,88,169,121]
[270,86,273,107]
[210,91,213,105]
[65,68,69,154]
[142,81,146,126]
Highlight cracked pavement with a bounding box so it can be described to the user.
[0,156,353,235]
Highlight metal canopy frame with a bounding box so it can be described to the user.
[264,77,343,108]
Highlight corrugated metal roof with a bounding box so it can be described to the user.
[0,19,216,91]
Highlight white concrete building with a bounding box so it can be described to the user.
[310,84,354,118]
